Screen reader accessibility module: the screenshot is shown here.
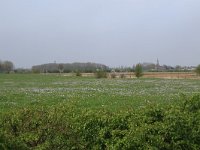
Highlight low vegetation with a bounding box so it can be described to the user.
[0,95,200,149]
[0,74,200,149]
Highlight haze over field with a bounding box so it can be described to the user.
[0,0,200,68]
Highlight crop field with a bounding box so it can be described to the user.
[0,74,200,112]
[1,74,200,149]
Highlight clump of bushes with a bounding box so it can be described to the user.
[0,95,200,149]
[75,70,82,77]
[0,105,82,150]
[95,70,108,78]
[110,73,117,78]
[120,73,125,78]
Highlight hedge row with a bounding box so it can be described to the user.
[0,95,200,150]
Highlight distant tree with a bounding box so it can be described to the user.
[32,62,109,73]
[195,64,200,76]
[0,61,3,73]
[175,65,181,72]
[14,68,31,74]
[3,61,14,73]
[32,68,40,74]
[135,63,143,78]
[58,64,64,74]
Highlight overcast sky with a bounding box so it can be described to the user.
[0,0,200,68]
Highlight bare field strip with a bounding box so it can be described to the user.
[143,72,198,79]
[59,72,199,79]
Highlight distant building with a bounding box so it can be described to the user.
[155,58,160,71]
[154,59,167,71]
[142,62,155,71]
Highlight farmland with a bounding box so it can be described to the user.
[0,74,199,112]
[0,74,200,149]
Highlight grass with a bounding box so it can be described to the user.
[1,74,200,149]
[0,74,200,113]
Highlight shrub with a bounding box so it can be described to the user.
[32,69,40,74]
[110,73,117,78]
[75,70,82,77]
[0,106,82,149]
[135,63,143,78]
[95,70,108,78]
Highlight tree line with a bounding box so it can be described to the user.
[32,62,109,73]
[0,60,14,73]
[0,59,200,76]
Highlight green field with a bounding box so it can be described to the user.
[1,74,200,149]
[0,74,200,112]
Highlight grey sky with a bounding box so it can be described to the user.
[0,0,200,68]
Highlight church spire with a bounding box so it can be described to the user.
[157,58,159,67]
[155,58,160,71]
